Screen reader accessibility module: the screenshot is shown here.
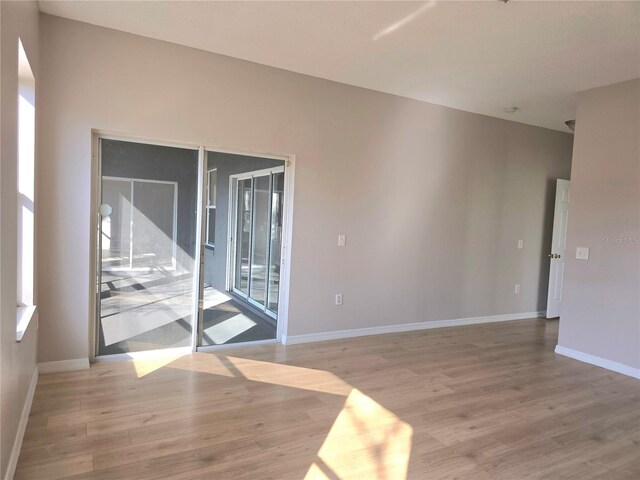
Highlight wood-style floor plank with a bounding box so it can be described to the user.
[15,319,640,479]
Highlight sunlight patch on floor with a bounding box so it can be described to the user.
[127,351,413,476]
[202,287,232,310]
[305,388,413,480]
[225,356,352,396]
[203,314,257,344]
[102,300,191,346]
[165,353,352,396]
[129,350,187,378]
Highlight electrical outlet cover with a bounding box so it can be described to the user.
[576,246,589,260]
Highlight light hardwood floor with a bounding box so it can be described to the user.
[16,319,640,479]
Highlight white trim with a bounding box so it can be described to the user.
[191,146,206,351]
[92,130,200,151]
[282,311,545,345]
[204,205,218,248]
[4,367,38,480]
[204,145,289,162]
[38,358,90,374]
[231,166,285,182]
[554,345,640,379]
[16,305,37,342]
[102,176,179,186]
[276,155,294,344]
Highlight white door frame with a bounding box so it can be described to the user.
[91,133,202,360]
[90,131,295,360]
[228,166,286,319]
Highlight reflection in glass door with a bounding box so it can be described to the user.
[235,178,253,295]
[268,172,284,314]
[101,177,177,270]
[232,168,285,318]
[249,175,270,306]
[97,139,198,355]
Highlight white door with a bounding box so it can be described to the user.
[546,179,570,318]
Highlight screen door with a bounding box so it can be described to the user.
[97,139,199,355]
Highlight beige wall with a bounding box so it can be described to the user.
[558,79,640,370]
[0,1,39,477]
[37,15,573,362]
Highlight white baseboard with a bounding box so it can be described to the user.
[4,367,38,480]
[282,311,544,345]
[37,358,89,374]
[555,345,640,379]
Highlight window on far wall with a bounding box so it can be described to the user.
[17,38,36,310]
[205,169,217,248]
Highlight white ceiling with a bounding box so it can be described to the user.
[39,0,640,132]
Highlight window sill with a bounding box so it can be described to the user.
[16,305,37,342]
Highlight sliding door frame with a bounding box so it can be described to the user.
[228,166,285,319]
[89,131,295,361]
[202,148,294,347]
[90,132,202,360]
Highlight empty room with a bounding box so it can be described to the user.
[1,1,639,479]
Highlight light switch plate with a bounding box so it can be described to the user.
[576,246,589,260]
[338,234,346,247]
[517,240,524,249]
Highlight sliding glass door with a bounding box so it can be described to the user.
[97,139,198,355]
[96,140,288,355]
[267,171,285,314]
[197,152,285,347]
[234,178,253,296]
[232,168,285,318]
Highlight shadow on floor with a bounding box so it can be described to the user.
[98,272,275,355]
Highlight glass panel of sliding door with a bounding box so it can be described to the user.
[198,152,286,347]
[267,171,285,314]
[249,175,271,307]
[231,169,284,317]
[235,178,253,295]
[97,139,198,355]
